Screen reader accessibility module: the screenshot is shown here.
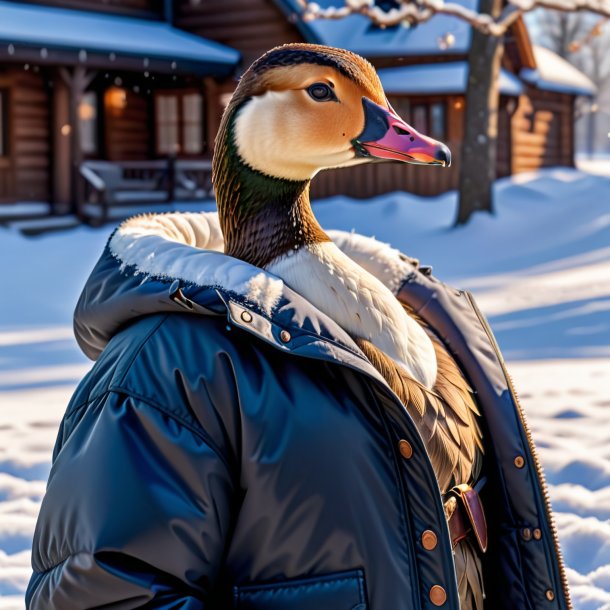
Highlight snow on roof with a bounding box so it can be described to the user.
[0,1,240,76]
[274,0,476,56]
[378,62,524,96]
[521,45,596,97]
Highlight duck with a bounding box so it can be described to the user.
[213,43,485,610]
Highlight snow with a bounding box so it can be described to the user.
[577,155,610,178]
[378,61,524,96]
[0,204,49,220]
[0,1,239,75]
[521,45,596,97]
[1,167,610,608]
[276,0,475,56]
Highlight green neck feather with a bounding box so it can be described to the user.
[213,106,329,269]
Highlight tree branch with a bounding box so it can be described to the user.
[296,0,610,37]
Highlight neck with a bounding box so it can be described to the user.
[213,109,329,269]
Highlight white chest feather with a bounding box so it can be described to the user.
[266,242,437,388]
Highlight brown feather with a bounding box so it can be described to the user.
[355,307,485,610]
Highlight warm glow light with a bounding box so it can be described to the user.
[437,32,456,50]
[107,87,127,111]
[454,100,463,110]
[219,92,233,108]
[61,124,71,136]
[79,100,95,120]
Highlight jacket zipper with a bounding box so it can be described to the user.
[464,291,572,609]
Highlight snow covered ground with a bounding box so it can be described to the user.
[1,167,609,609]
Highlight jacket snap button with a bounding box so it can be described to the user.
[280,330,291,343]
[422,530,438,550]
[521,528,532,541]
[398,439,413,459]
[533,528,542,540]
[430,585,447,606]
[514,455,525,468]
[545,589,555,601]
[240,310,253,323]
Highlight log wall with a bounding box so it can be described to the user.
[511,88,574,173]
[0,67,51,203]
[175,0,302,68]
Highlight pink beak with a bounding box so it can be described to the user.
[353,98,451,167]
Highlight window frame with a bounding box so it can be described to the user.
[79,90,100,158]
[388,96,448,141]
[0,89,9,160]
[154,88,205,157]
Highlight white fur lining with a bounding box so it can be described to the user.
[110,212,283,315]
[109,212,416,316]
[326,230,417,295]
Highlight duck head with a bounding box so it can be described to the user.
[213,44,451,266]
[223,44,450,181]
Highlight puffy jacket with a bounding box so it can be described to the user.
[27,212,571,610]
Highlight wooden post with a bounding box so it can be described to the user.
[59,66,96,217]
[203,77,220,155]
[166,152,176,202]
[52,72,71,211]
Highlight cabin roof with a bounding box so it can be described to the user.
[275,1,595,99]
[0,0,240,76]
[521,45,596,97]
[274,0,475,56]
[378,61,524,96]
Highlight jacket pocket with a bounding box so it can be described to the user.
[233,568,367,610]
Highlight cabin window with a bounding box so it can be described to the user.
[430,102,446,140]
[412,104,428,134]
[155,91,204,156]
[410,101,447,139]
[0,90,7,157]
[79,91,99,156]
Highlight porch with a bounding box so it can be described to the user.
[0,0,239,215]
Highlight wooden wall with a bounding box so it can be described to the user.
[0,67,51,203]
[510,88,574,173]
[17,0,163,19]
[311,155,460,200]
[175,0,303,68]
[104,89,152,161]
[496,96,513,178]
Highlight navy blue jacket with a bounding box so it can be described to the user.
[27,213,571,609]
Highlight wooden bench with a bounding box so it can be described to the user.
[79,159,214,225]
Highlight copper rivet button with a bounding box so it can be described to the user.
[533,528,542,540]
[280,330,291,343]
[398,439,413,459]
[514,455,525,468]
[545,589,555,601]
[521,528,532,541]
[422,530,438,551]
[240,310,252,323]
[430,585,447,606]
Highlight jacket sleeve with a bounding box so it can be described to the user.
[27,390,237,609]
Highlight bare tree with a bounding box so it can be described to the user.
[534,9,592,57]
[297,0,610,224]
[532,12,609,154]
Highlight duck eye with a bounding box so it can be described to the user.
[307,83,336,102]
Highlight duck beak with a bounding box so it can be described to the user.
[352,98,451,167]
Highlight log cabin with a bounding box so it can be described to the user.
[0,0,596,216]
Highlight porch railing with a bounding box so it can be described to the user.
[79,158,214,224]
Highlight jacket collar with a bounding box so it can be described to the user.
[74,212,418,376]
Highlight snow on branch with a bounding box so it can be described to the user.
[296,0,610,37]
